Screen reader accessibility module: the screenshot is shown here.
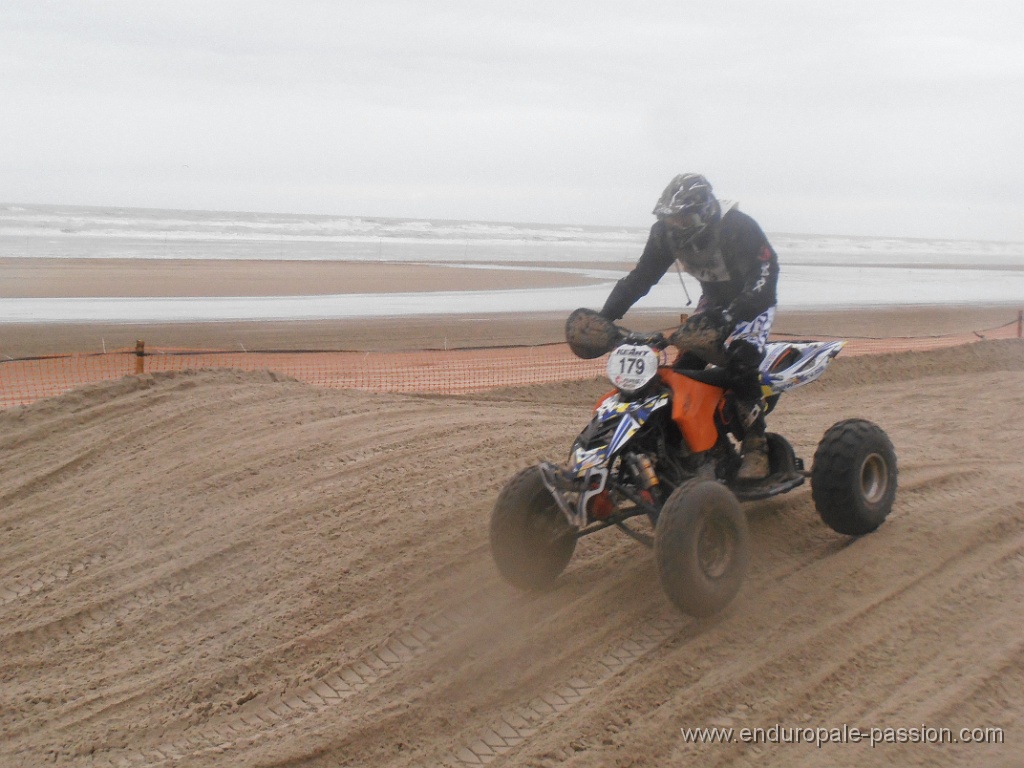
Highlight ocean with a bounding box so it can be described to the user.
[1,203,1022,322]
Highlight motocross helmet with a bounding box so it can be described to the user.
[652,173,720,235]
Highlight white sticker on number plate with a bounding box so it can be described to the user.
[607,344,659,392]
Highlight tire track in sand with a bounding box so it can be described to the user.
[74,595,501,767]
[416,471,1024,767]
[412,614,686,767]
[515,497,1024,767]
[0,551,111,607]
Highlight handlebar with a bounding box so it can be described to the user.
[614,324,731,367]
[619,328,670,350]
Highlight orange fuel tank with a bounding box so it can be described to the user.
[657,369,725,453]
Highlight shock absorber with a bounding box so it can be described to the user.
[628,454,659,491]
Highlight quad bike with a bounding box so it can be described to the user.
[489,308,898,618]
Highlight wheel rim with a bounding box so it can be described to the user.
[697,516,735,580]
[528,507,570,547]
[860,453,889,504]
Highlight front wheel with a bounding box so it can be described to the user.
[654,480,750,618]
[490,466,577,591]
[811,419,898,535]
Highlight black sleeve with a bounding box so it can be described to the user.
[600,223,676,320]
[721,213,779,322]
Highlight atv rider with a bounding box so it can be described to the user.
[599,173,779,481]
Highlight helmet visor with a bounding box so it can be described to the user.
[662,211,706,233]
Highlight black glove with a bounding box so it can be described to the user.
[684,307,733,334]
[565,308,621,359]
[672,308,732,355]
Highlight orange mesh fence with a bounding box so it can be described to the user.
[0,344,608,408]
[1,319,1020,409]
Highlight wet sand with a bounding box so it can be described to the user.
[1,256,1021,358]
[0,257,606,298]
[1,306,1019,359]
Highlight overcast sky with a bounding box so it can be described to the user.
[2,1,1022,240]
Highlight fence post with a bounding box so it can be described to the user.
[135,340,145,374]
[1018,310,1022,339]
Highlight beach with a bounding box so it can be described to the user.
[4,0,1023,758]
[1,255,1020,358]
[1,251,1023,767]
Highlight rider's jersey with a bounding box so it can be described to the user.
[600,208,779,322]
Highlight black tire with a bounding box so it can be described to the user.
[654,480,750,618]
[811,419,898,536]
[490,466,577,591]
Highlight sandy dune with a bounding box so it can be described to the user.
[1,340,1023,767]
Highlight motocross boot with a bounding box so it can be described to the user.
[735,398,770,481]
[737,434,770,481]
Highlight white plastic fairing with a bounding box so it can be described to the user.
[760,340,846,394]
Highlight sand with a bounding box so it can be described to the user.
[0,254,1020,357]
[0,257,611,299]
[1,258,1023,766]
[2,304,1020,359]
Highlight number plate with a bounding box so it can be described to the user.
[607,344,659,393]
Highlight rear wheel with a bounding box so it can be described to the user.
[490,466,577,590]
[654,480,750,617]
[811,419,898,535]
